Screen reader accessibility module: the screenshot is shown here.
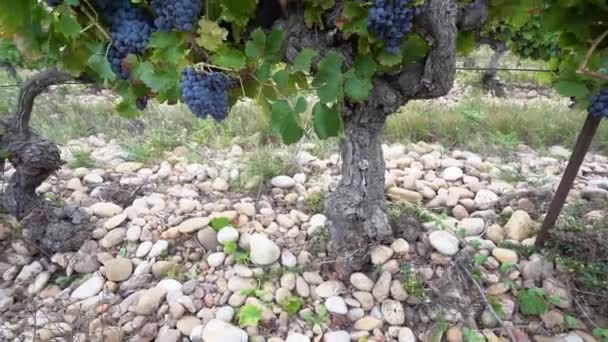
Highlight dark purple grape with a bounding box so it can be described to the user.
[150,0,203,32]
[589,88,608,118]
[180,67,230,121]
[47,0,63,7]
[368,0,417,54]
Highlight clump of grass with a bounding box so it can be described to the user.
[67,149,96,169]
[385,97,608,155]
[305,192,325,214]
[240,148,300,189]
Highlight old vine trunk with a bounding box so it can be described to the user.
[326,106,390,277]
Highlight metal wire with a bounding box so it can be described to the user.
[456,66,553,72]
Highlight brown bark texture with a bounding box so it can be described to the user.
[0,70,93,254]
[280,0,487,276]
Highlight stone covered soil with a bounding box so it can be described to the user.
[0,135,607,342]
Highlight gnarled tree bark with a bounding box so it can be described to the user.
[280,0,486,276]
[1,70,93,254]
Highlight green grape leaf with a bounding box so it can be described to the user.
[313,102,342,139]
[341,1,368,38]
[457,31,476,56]
[294,48,317,73]
[221,0,258,27]
[238,304,262,327]
[245,28,266,60]
[554,80,589,99]
[548,295,561,307]
[196,18,228,52]
[116,100,139,118]
[344,70,372,101]
[312,51,344,103]
[133,62,178,92]
[354,54,377,79]
[273,69,290,91]
[211,217,231,231]
[148,31,186,64]
[377,49,402,67]
[213,47,246,70]
[87,52,115,82]
[402,33,429,66]
[271,100,304,144]
[266,29,285,62]
[294,96,307,113]
[517,287,547,316]
[56,6,81,38]
[280,296,305,316]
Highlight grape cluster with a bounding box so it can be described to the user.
[136,98,148,111]
[589,89,608,118]
[180,67,230,121]
[368,0,416,54]
[47,0,63,7]
[105,5,153,80]
[150,0,203,32]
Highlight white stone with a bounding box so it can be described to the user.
[391,239,410,254]
[325,296,348,315]
[381,300,405,325]
[441,167,464,181]
[71,275,104,300]
[492,248,518,264]
[207,253,226,267]
[136,241,153,258]
[350,273,374,292]
[475,189,499,208]
[178,217,211,234]
[83,174,103,185]
[399,327,416,342]
[148,240,169,258]
[104,258,133,282]
[429,230,459,256]
[126,225,142,241]
[202,319,248,342]
[217,227,239,245]
[103,214,127,230]
[315,281,346,298]
[90,202,123,218]
[286,333,310,342]
[249,234,281,266]
[309,214,327,228]
[504,210,532,241]
[100,228,126,248]
[212,178,229,191]
[281,250,297,268]
[324,331,350,342]
[370,245,394,265]
[271,175,296,188]
[457,218,485,236]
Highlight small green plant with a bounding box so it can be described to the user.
[517,287,548,316]
[593,327,608,342]
[493,131,521,148]
[224,241,250,264]
[238,304,262,327]
[301,306,329,327]
[399,263,425,298]
[499,262,518,274]
[67,149,96,169]
[210,217,231,232]
[463,327,486,342]
[565,315,578,329]
[305,227,327,257]
[240,288,270,299]
[280,296,305,316]
[240,149,300,189]
[305,192,325,214]
[54,274,77,288]
[167,264,184,280]
[488,296,506,319]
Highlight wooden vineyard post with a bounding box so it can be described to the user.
[535,112,603,248]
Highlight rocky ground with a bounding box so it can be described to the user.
[0,131,607,342]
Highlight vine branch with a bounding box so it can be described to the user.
[577,29,608,81]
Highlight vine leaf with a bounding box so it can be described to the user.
[221,0,258,29]
[554,80,589,99]
[312,51,344,103]
[245,28,266,60]
[344,70,372,101]
[271,100,304,144]
[213,47,246,70]
[272,69,290,91]
[294,48,317,73]
[196,18,228,52]
[517,287,547,316]
[87,43,115,82]
[313,102,342,139]
[56,6,81,38]
[148,32,186,64]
